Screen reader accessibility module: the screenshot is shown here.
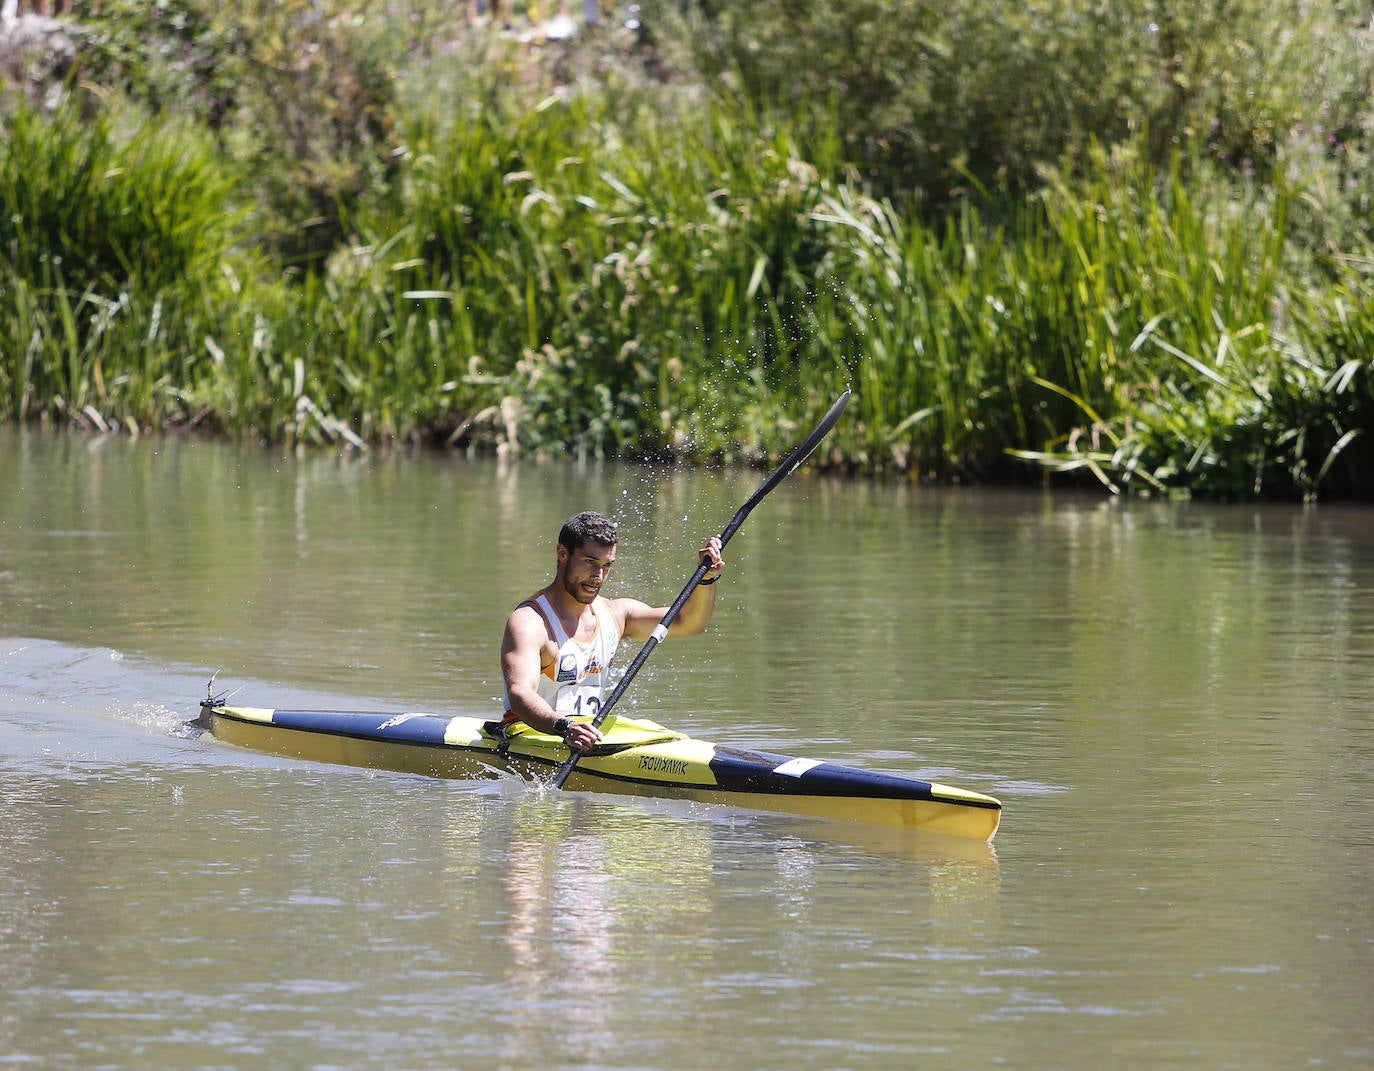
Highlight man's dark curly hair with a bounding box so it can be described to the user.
[558,511,618,552]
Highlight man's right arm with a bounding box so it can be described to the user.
[500,609,601,751]
[501,608,558,732]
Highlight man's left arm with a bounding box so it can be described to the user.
[619,536,724,641]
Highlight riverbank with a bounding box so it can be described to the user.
[2,2,1371,500]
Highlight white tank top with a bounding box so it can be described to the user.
[512,593,622,722]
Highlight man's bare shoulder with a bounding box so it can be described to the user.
[504,598,552,643]
[605,595,664,640]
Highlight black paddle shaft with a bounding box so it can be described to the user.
[550,389,851,789]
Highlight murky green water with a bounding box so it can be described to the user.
[2,427,1371,1069]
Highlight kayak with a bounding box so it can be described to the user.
[196,702,1003,842]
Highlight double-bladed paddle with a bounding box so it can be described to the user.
[550,389,851,790]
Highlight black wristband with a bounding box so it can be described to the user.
[552,717,571,738]
[699,574,720,585]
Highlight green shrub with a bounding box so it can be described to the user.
[676,0,1374,203]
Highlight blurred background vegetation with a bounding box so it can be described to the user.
[1,0,1372,499]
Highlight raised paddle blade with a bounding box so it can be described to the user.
[551,390,851,790]
[725,389,851,538]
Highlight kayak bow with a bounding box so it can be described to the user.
[196,703,1002,842]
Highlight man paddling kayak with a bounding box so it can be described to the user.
[500,510,724,753]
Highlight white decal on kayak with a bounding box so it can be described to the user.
[773,758,821,778]
[378,713,434,730]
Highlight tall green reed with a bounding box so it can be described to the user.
[344,82,857,459]
[1008,145,1332,498]
[0,103,246,426]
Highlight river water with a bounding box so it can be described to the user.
[1,427,1371,1070]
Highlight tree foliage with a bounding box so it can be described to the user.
[678,0,1374,202]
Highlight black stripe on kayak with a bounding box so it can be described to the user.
[708,747,1001,807]
[254,709,456,746]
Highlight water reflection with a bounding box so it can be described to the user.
[496,801,617,1068]
[433,788,1003,1069]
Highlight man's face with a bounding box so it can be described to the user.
[558,540,617,604]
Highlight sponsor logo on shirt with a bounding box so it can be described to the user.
[557,654,606,684]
